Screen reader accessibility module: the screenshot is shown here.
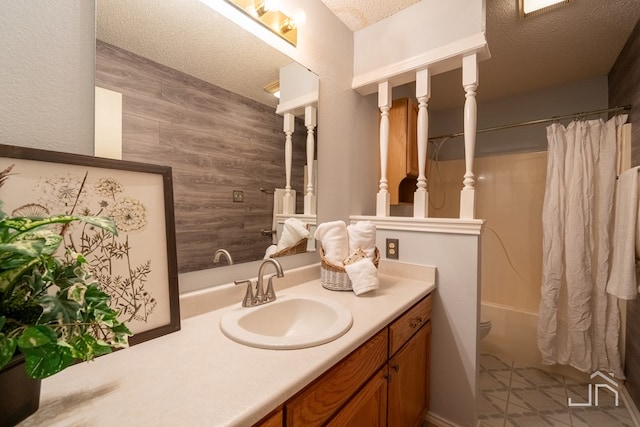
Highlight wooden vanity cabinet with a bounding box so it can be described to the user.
[260,293,432,427]
[326,367,388,427]
[388,322,431,426]
[387,294,432,426]
[255,408,283,427]
[285,330,389,426]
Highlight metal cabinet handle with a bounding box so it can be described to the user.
[410,316,424,328]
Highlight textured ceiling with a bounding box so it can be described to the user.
[317,0,419,31]
[319,0,640,110]
[97,0,294,109]
[428,0,640,110]
[98,0,640,111]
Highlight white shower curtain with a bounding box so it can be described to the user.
[538,115,627,378]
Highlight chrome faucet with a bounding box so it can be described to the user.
[234,258,284,307]
[213,249,233,265]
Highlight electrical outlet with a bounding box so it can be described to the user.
[386,238,399,259]
[232,190,244,202]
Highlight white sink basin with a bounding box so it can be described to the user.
[220,294,353,349]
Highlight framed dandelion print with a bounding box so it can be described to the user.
[0,144,180,346]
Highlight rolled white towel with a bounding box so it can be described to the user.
[347,221,377,260]
[314,220,349,266]
[264,244,277,259]
[345,258,379,296]
[276,218,310,251]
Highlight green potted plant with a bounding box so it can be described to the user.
[0,185,131,424]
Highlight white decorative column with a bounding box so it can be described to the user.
[377,81,392,217]
[283,112,295,214]
[414,69,430,218]
[304,105,317,215]
[460,54,478,219]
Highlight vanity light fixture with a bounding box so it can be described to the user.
[264,81,280,99]
[519,0,570,17]
[223,0,297,46]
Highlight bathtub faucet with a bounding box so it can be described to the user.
[213,249,233,265]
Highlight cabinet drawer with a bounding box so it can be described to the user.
[285,329,388,426]
[389,294,432,356]
[253,407,283,427]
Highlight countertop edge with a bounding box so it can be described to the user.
[25,262,436,427]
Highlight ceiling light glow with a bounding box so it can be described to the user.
[520,0,570,17]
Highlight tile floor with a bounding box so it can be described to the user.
[478,353,636,427]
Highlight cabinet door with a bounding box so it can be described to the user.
[285,331,388,426]
[388,321,431,427]
[326,367,388,427]
[254,409,283,427]
[388,98,419,205]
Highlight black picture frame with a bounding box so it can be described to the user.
[0,143,180,345]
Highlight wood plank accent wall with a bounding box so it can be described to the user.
[608,17,640,410]
[96,40,309,273]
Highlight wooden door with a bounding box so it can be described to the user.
[387,322,431,427]
[326,367,388,427]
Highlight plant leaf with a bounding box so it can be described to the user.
[77,216,119,236]
[0,239,47,262]
[0,332,17,370]
[22,342,73,378]
[16,325,57,349]
[70,334,112,361]
[0,215,118,240]
[39,294,82,325]
[67,283,87,305]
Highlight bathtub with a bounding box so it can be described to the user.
[480,301,590,381]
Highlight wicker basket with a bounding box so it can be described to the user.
[270,238,308,258]
[320,247,380,291]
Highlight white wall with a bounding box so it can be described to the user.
[381,228,480,427]
[280,0,380,222]
[249,0,389,221]
[353,216,482,427]
[0,0,96,155]
[430,76,608,160]
[354,0,486,77]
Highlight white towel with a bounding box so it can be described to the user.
[314,220,349,266]
[606,166,640,300]
[276,218,310,251]
[271,189,295,244]
[344,258,379,296]
[264,244,277,259]
[347,221,377,261]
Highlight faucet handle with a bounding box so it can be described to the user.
[234,279,254,307]
[264,274,278,303]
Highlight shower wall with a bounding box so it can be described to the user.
[429,151,548,368]
[426,74,609,376]
[609,16,640,411]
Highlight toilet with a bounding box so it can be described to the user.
[479,317,492,340]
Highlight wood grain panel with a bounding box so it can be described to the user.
[325,367,388,427]
[285,330,388,426]
[388,321,431,427]
[609,18,640,409]
[253,407,283,427]
[96,40,309,272]
[389,294,432,356]
[122,114,159,145]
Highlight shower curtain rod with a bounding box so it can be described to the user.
[429,105,632,141]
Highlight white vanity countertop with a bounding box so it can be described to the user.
[21,260,435,427]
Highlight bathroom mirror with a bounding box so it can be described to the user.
[96,0,318,273]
